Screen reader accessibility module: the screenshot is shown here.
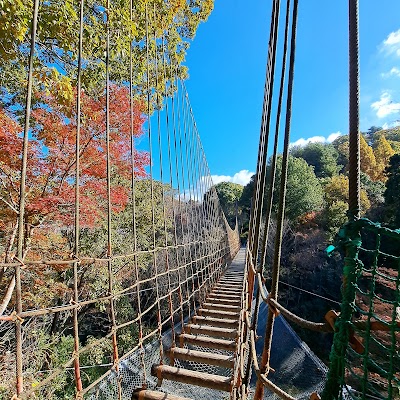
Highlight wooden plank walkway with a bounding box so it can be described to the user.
[132,248,246,400]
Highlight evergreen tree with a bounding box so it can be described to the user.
[291,142,340,178]
[384,154,400,228]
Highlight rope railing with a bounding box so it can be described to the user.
[240,1,400,400]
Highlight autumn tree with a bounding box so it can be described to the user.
[0,84,148,314]
[0,0,215,111]
[374,135,395,181]
[360,134,378,180]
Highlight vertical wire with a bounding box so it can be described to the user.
[182,92,201,312]
[193,111,214,295]
[73,0,84,393]
[175,77,192,321]
[129,0,146,386]
[153,5,176,347]
[254,1,298,398]
[15,0,40,395]
[190,103,207,302]
[191,120,208,300]
[246,5,281,356]
[187,101,209,301]
[170,65,190,328]
[202,148,222,284]
[145,1,163,365]
[105,0,120,376]
[201,143,221,278]
[163,46,185,334]
[248,0,280,262]
[245,0,291,387]
[260,0,291,276]
[179,82,197,315]
[348,0,360,219]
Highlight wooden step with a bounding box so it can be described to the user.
[192,315,238,329]
[167,347,234,368]
[214,283,242,289]
[151,365,232,392]
[186,324,238,338]
[203,302,241,312]
[179,333,236,351]
[206,296,241,305]
[216,282,243,287]
[198,308,240,318]
[209,292,241,300]
[211,291,240,297]
[212,287,241,294]
[218,279,242,283]
[132,389,193,400]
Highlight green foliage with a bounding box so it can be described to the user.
[384,154,400,228]
[321,175,370,237]
[214,181,243,228]
[291,142,341,178]
[0,0,215,110]
[331,135,349,173]
[360,172,385,207]
[272,156,324,221]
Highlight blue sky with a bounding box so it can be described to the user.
[183,1,400,186]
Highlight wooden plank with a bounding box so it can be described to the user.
[206,296,241,305]
[192,315,239,329]
[209,292,242,300]
[179,333,236,351]
[203,302,241,312]
[216,282,243,287]
[186,324,238,338]
[151,365,232,392]
[167,347,234,368]
[198,308,240,318]
[211,287,242,295]
[132,389,193,400]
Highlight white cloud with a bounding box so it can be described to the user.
[211,169,254,186]
[371,92,400,118]
[382,120,400,130]
[326,132,342,142]
[382,29,400,57]
[289,131,342,148]
[381,67,400,78]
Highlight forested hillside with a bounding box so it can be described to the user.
[215,125,400,361]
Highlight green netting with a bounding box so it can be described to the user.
[322,218,400,400]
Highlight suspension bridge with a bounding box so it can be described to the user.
[0,1,399,400]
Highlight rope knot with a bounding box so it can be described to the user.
[10,311,24,324]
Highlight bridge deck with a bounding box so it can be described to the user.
[133,247,246,400]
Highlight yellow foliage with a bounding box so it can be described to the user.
[360,135,378,181]
[374,135,395,181]
[324,174,370,215]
